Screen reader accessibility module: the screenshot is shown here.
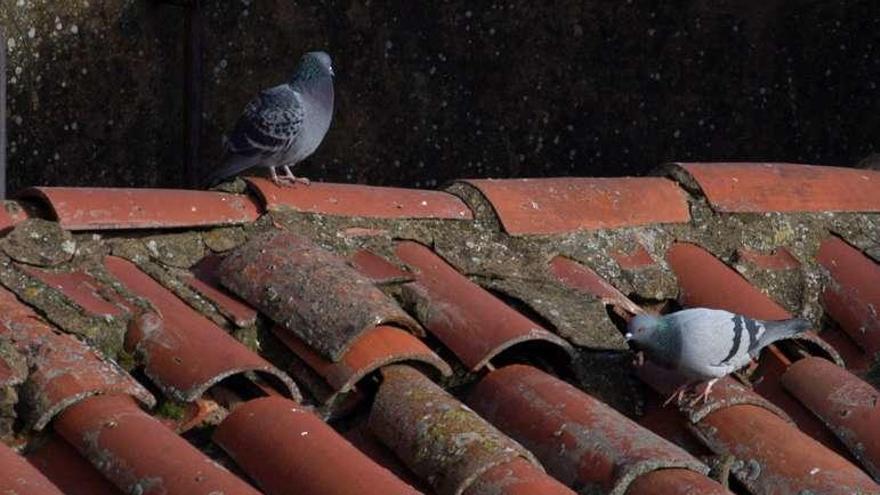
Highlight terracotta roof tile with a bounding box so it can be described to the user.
[782,357,880,480]
[673,162,880,213]
[816,236,880,358]
[19,187,261,230]
[0,443,63,494]
[549,255,642,317]
[395,241,574,371]
[665,242,851,451]
[0,285,154,430]
[188,254,259,327]
[467,365,723,495]
[693,404,879,494]
[246,177,473,219]
[55,394,260,495]
[369,365,542,495]
[350,249,412,284]
[25,434,122,495]
[626,469,733,495]
[22,266,128,318]
[462,458,577,495]
[218,231,422,361]
[0,163,878,494]
[213,396,421,495]
[735,246,801,270]
[0,200,31,234]
[460,177,690,235]
[273,324,452,404]
[104,256,299,401]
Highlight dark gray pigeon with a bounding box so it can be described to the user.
[626,308,810,404]
[206,51,335,187]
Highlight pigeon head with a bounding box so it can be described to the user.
[293,51,335,82]
[625,314,663,347]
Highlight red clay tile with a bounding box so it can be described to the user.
[219,231,422,361]
[22,266,128,318]
[0,285,154,430]
[611,242,656,270]
[395,241,574,371]
[816,236,880,358]
[693,404,880,494]
[246,177,473,219]
[351,249,412,284]
[189,255,258,327]
[821,325,873,373]
[666,242,850,451]
[467,365,720,495]
[736,246,800,270]
[214,396,421,495]
[273,324,452,402]
[0,442,64,494]
[549,255,642,316]
[0,200,31,234]
[55,394,260,495]
[19,187,261,230]
[626,469,733,495]
[369,365,541,495]
[782,357,880,480]
[343,422,430,492]
[638,398,712,457]
[104,256,299,401]
[462,458,577,495]
[26,434,122,495]
[674,162,880,212]
[460,177,690,235]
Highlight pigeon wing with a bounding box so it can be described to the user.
[225,84,304,157]
[667,308,767,379]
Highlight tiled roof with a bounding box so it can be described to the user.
[0,162,878,494]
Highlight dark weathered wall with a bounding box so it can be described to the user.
[2,1,878,191]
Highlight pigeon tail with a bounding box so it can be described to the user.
[758,318,811,348]
[203,154,265,188]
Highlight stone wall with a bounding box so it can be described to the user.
[2,0,878,191]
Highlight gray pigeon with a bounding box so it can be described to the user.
[626,308,810,404]
[206,51,335,187]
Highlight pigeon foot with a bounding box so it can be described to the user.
[270,166,311,187]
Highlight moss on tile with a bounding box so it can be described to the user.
[141,232,206,269]
[0,219,76,266]
[0,255,126,359]
[203,226,248,253]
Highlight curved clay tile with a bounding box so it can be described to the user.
[459,177,690,235]
[816,236,880,357]
[245,177,473,219]
[395,241,574,371]
[782,357,880,480]
[55,394,260,495]
[467,365,727,495]
[671,162,880,213]
[0,442,64,495]
[369,365,545,495]
[462,458,576,495]
[18,187,261,230]
[274,324,451,404]
[549,255,643,316]
[219,231,422,361]
[25,434,122,495]
[0,285,154,430]
[214,396,422,495]
[104,256,300,401]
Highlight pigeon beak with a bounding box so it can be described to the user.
[624,332,633,341]
[329,66,335,77]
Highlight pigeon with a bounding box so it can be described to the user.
[205,51,335,187]
[626,308,811,405]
